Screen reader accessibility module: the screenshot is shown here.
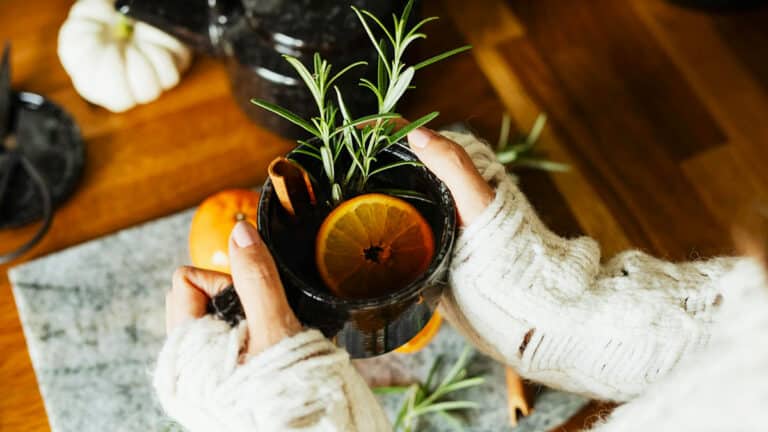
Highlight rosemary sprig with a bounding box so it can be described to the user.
[496,113,570,173]
[374,347,484,432]
[251,0,471,205]
[251,54,398,204]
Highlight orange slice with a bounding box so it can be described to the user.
[315,193,435,299]
[395,310,443,353]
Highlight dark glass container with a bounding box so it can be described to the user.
[115,0,412,138]
[257,143,457,358]
[226,0,406,138]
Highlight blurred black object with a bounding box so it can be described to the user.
[667,0,767,11]
[206,284,245,326]
[115,0,413,139]
[0,43,84,264]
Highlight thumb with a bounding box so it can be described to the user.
[229,221,301,354]
[407,127,494,226]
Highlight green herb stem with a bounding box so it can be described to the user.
[251,0,472,205]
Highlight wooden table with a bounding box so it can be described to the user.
[2,0,767,430]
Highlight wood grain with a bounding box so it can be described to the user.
[2,0,768,430]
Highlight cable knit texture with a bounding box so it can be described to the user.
[438,130,738,401]
[153,318,390,431]
[152,131,758,431]
[590,260,768,431]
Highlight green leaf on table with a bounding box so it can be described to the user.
[375,346,484,432]
[373,386,411,395]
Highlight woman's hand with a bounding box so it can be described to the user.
[407,128,494,226]
[166,221,302,355]
[166,127,490,351]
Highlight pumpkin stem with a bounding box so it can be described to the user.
[113,14,135,41]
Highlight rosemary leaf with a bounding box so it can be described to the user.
[424,355,444,391]
[282,55,324,110]
[394,384,419,430]
[400,0,414,26]
[376,347,483,432]
[250,99,320,137]
[359,78,383,105]
[388,111,440,144]
[409,400,480,417]
[413,45,472,70]
[400,32,427,53]
[513,158,571,172]
[320,146,335,181]
[332,113,401,137]
[328,61,367,89]
[377,39,387,94]
[434,376,486,395]
[496,113,570,172]
[297,139,320,152]
[407,16,440,38]
[359,8,397,48]
[351,6,392,76]
[525,113,547,149]
[368,160,422,177]
[497,113,512,151]
[291,148,323,161]
[496,149,519,165]
[373,386,411,395]
[382,67,415,113]
[331,183,343,203]
[436,347,472,393]
[367,188,433,204]
[334,87,352,123]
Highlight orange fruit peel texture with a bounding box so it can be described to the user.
[315,193,435,299]
[189,189,260,273]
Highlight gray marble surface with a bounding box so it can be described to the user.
[9,207,588,432]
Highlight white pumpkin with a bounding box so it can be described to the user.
[58,0,192,112]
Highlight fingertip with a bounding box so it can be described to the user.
[407,127,436,149]
[230,220,260,249]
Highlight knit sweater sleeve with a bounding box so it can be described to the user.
[153,317,391,431]
[438,131,740,402]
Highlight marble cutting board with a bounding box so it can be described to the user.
[9,207,588,432]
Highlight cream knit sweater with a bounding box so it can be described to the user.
[154,132,766,431]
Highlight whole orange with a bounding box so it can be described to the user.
[189,189,260,273]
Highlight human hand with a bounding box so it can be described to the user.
[407,128,495,226]
[166,221,302,355]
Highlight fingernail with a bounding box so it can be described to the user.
[408,128,434,148]
[231,221,258,248]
